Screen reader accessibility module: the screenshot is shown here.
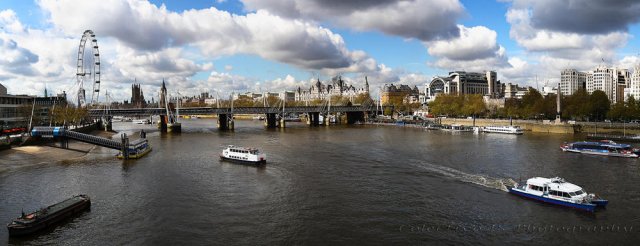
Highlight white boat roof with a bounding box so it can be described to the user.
[226,145,260,151]
[527,177,582,192]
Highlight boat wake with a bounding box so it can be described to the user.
[411,161,517,192]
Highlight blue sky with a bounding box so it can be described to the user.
[1,0,639,101]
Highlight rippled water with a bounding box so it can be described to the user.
[2,119,640,245]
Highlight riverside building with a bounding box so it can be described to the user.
[425,71,500,102]
[0,83,67,127]
[295,76,369,102]
[625,65,640,101]
[560,69,586,96]
[586,66,630,103]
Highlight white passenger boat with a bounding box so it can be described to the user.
[220,145,266,165]
[133,119,151,124]
[441,124,472,132]
[481,125,523,135]
[561,140,639,158]
[508,177,608,212]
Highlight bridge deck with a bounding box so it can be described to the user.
[89,106,390,117]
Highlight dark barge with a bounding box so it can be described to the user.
[7,194,91,237]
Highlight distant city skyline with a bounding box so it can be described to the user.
[1,0,640,102]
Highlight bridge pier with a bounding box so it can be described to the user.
[307,112,320,126]
[120,133,129,159]
[346,111,365,124]
[98,117,112,131]
[159,115,168,132]
[218,114,234,130]
[264,113,277,128]
[60,135,69,149]
[279,116,286,128]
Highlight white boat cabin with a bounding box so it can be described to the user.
[524,177,587,203]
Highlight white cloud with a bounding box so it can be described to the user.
[0,37,39,77]
[501,1,637,88]
[38,0,377,73]
[0,10,25,33]
[241,0,464,41]
[425,25,510,71]
[427,25,503,61]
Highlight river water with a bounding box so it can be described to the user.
[2,119,640,245]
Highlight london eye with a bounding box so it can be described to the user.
[76,30,101,107]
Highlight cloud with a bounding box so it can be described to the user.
[501,1,638,87]
[241,0,465,41]
[427,25,503,61]
[0,37,39,76]
[510,0,640,35]
[0,10,25,33]
[426,25,510,71]
[115,45,210,80]
[38,0,377,73]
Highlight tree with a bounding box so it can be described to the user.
[501,98,521,119]
[607,102,626,121]
[542,95,557,119]
[589,90,610,121]
[626,96,639,120]
[232,97,254,107]
[353,93,372,105]
[461,94,486,117]
[521,88,544,119]
[563,88,590,120]
[429,94,461,116]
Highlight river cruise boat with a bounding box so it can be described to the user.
[220,145,266,165]
[560,140,639,158]
[481,125,524,135]
[7,194,91,237]
[441,124,472,132]
[133,119,151,124]
[509,177,608,212]
[117,138,152,159]
[425,124,443,130]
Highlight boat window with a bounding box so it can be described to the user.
[562,192,571,198]
[550,190,558,196]
[576,190,584,195]
[569,192,576,196]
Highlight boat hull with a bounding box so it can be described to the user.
[509,187,596,212]
[220,156,266,165]
[117,147,152,159]
[560,147,639,158]
[7,196,91,237]
[483,130,523,135]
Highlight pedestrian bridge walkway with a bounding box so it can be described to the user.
[30,127,150,159]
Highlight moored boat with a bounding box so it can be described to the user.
[117,138,152,159]
[220,145,266,165]
[441,124,472,132]
[560,140,639,158]
[508,177,608,212]
[482,125,524,135]
[132,119,151,124]
[7,194,91,237]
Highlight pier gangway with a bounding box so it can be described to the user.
[30,127,149,159]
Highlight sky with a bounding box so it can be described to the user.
[1,0,640,103]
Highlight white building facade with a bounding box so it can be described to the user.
[295,76,369,102]
[586,66,630,103]
[425,71,500,103]
[560,69,586,96]
[627,65,640,101]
